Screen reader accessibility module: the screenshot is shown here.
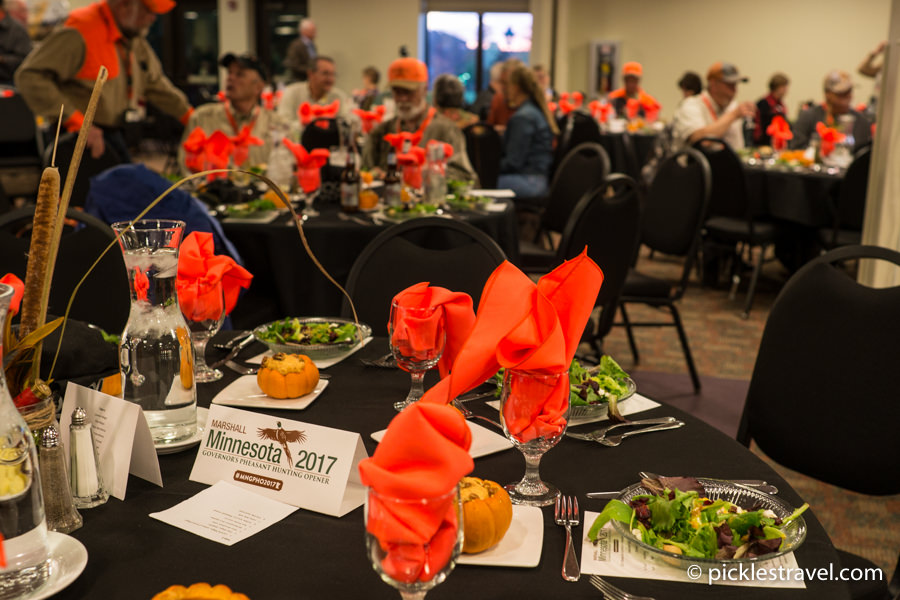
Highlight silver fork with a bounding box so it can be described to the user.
[596,421,685,447]
[589,575,655,600]
[360,353,396,368]
[451,399,503,430]
[554,494,580,582]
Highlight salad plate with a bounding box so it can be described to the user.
[212,376,328,410]
[608,478,806,565]
[568,377,636,420]
[457,505,543,567]
[253,317,372,360]
[22,532,88,600]
[372,421,512,459]
[155,407,207,454]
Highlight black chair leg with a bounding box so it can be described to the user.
[619,303,640,364]
[669,302,701,393]
[742,244,767,319]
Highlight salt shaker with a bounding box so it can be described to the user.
[69,406,109,508]
[39,425,83,533]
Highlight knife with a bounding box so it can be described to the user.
[209,334,255,369]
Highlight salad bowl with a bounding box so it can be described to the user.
[252,317,372,360]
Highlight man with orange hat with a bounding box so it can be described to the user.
[607,61,660,119]
[15,0,192,161]
[672,61,755,150]
[362,57,476,182]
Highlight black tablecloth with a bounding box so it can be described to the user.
[56,338,850,600]
[743,164,843,227]
[222,205,520,329]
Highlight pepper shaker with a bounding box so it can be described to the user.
[39,424,83,533]
[69,406,109,508]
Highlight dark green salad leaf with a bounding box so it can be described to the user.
[225,198,276,216]
[257,319,358,346]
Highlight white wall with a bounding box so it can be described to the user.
[562,0,891,121]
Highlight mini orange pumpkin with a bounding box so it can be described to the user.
[257,353,319,399]
[460,476,513,554]
[153,583,250,600]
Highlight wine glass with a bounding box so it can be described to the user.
[297,166,321,218]
[365,486,462,600]
[388,301,445,412]
[180,282,226,382]
[499,368,570,507]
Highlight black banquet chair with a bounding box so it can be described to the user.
[737,244,900,600]
[616,147,712,392]
[341,217,507,328]
[0,206,130,334]
[45,131,125,208]
[462,121,501,190]
[819,145,871,250]
[0,89,44,199]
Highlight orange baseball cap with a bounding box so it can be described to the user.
[707,61,748,84]
[388,58,428,90]
[623,61,642,77]
[141,0,175,14]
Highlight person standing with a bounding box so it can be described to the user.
[284,17,317,82]
[753,73,789,146]
[0,0,32,84]
[15,0,192,160]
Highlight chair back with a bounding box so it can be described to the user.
[0,207,130,334]
[642,148,712,295]
[541,142,611,236]
[737,245,900,495]
[551,111,602,178]
[301,118,341,151]
[834,145,871,233]
[556,174,642,339]
[692,137,751,221]
[46,132,124,208]
[462,122,501,189]
[0,91,42,150]
[341,218,507,328]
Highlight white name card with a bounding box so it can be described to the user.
[189,405,368,517]
[59,384,162,500]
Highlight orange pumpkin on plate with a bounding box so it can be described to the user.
[257,353,319,399]
[460,476,513,553]
[152,583,250,600]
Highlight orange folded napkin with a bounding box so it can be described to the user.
[558,98,576,115]
[261,90,275,110]
[298,100,340,128]
[176,232,252,320]
[816,121,845,157]
[391,282,475,377]
[626,98,640,120]
[397,147,426,189]
[282,138,330,193]
[767,116,793,151]
[229,125,264,167]
[420,251,603,442]
[571,91,584,108]
[358,402,473,583]
[547,101,558,114]
[589,100,612,123]
[0,273,24,316]
[385,131,423,154]
[353,105,387,134]
[182,128,232,180]
[133,267,149,302]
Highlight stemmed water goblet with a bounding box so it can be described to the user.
[499,368,570,506]
[388,300,445,412]
[365,486,462,600]
[180,282,226,382]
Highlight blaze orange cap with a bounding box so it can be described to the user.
[388,58,428,90]
[141,0,175,14]
[623,61,642,77]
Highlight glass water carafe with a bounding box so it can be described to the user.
[0,283,52,599]
[112,219,197,446]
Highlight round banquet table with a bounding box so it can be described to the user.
[55,338,851,600]
[220,204,520,330]
[742,163,843,227]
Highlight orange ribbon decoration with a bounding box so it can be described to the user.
[282,138,330,193]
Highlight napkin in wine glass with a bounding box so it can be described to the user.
[176,232,252,321]
[421,250,603,440]
[391,282,475,377]
[358,402,473,583]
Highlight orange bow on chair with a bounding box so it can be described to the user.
[298,100,340,128]
[353,105,387,134]
[767,116,793,151]
[229,125,264,167]
[816,121,845,157]
[282,138,330,194]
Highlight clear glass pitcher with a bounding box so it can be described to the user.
[0,283,52,599]
[112,219,197,446]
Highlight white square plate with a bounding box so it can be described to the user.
[458,505,543,567]
[212,376,328,410]
[371,420,512,459]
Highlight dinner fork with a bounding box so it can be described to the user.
[554,494,580,581]
[360,353,395,368]
[589,575,655,600]
[451,399,503,430]
[596,421,685,447]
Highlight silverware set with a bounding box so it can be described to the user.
[590,575,655,600]
[451,399,503,430]
[566,417,685,446]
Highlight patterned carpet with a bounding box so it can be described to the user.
[595,248,900,579]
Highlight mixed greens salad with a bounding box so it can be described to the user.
[588,478,808,560]
[224,198,276,217]
[256,319,359,346]
[384,202,441,219]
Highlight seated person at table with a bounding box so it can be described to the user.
[672,61,755,150]
[352,66,381,111]
[278,56,353,134]
[608,61,660,118]
[496,65,558,198]
[487,58,524,129]
[677,71,702,100]
[433,74,477,130]
[469,61,503,121]
[362,58,477,183]
[753,72,789,146]
[179,53,285,171]
[789,70,872,151]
